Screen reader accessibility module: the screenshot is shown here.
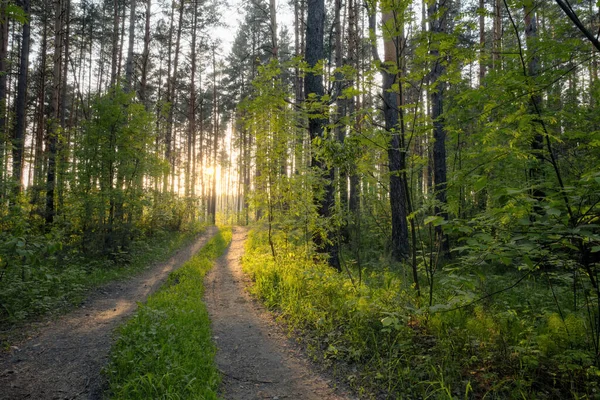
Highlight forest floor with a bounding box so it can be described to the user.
[0,225,353,400]
[0,226,218,400]
[204,226,354,400]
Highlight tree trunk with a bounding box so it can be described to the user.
[125,0,136,91]
[269,0,278,58]
[479,0,486,85]
[111,0,119,87]
[46,0,64,225]
[209,46,218,224]
[11,0,30,196]
[187,0,199,199]
[305,0,340,270]
[0,1,8,200]
[493,0,502,70]
[140,0,151,105]
[381,4,410,261]
[428,0,449,251]
[524,2,545,206]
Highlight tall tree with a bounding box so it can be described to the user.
[11,0,30,196]
[428,0,449,250]
[380,1,410,261]
[0,1,9,198]
[125,0,135,91]
[45,0,64,224]
[305,0,340,270]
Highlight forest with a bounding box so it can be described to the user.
[0,0,599,398]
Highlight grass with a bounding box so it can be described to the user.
[104,227,232,400]
[0,224,205,329]
[241,227,600,399]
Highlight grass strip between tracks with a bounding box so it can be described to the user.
[105,227,232,399]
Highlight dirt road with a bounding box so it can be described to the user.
[0,226,218,400]
[204,227,353,400]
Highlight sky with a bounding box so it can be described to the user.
[213,0,295,53]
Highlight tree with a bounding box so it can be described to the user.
[11,0,30,196]
[380,0,410,262]
[305,0,340,270]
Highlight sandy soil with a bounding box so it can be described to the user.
[0,226,218,400]
[204,227,354,400]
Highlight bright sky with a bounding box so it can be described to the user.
[213,0,295,53]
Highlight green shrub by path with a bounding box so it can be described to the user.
[105,227,232,400]
[242,228,600,399]
[0,222,206,332]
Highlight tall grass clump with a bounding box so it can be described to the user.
[242,228,600,399]
[104,227,232,400]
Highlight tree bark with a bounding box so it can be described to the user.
[429,0,449,251]
[125,0,136,91]
[46,0,64,225]
[381,4,410,261]
[524,1,545,205]
[110,0,119,87]
[305,0,340,270]
[0,1,8,199]
[11,0,30,196]
[140,0,151,105]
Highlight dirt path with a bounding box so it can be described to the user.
[204,227,354,400]
[0,226,218,400]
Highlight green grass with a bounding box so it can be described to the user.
[241,228,600,399]
[104,227,232,400]
[0,224,206,330]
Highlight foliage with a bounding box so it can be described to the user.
[104,227,232,400]
[243,227,600,398]
[0,198,205,329]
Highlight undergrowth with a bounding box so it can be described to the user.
[242,228,600,399]
[104,227,232,400]
[0,222,206,332]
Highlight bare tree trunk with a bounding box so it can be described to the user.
[348,0,360,215]
[269,0,278,58]
[187,0,199,200]
[139,0,151,105]
[305,0,340,270]
[524,2,545,206]
[57,0,70,212]
[479,0,486,85]
[110,0,119,87]
[125,0,136,91]
[0,1,9,200]
[209,45,218,224]
[381,3,410,261]
[428,0,449,252]
[11,0,30,196]
[32,8,48,205]
[165,0,184,193]
[493,0,502,70]
[46,0,64,225]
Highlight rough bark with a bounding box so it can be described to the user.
[11,0,30,196]
[46,0,64,225]
[382,5,410,261]
[428,0,449,249]
[125,0,136,91]
[139,0,151,104]
[305,0,340,271]
[524,2,545,205]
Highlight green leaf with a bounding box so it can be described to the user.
[424,216,444,226]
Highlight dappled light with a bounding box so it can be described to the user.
[0,0,599,399]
